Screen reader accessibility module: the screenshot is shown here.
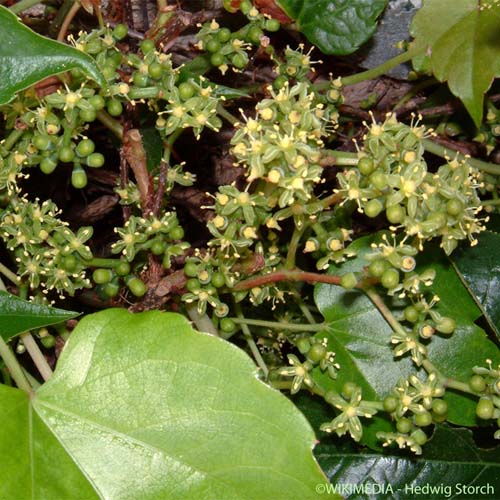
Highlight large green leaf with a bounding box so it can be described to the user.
[276,0,388,55]
[0,291,78,341]
[315,425,500,499]
[0,5,104,105]
[314,237,500,437]
[411,0,500,126]
[451,231,500,340]
[1,309,330,499]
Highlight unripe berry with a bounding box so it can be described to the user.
[476,398,494,420]
[383,395,398,413]
[308,343,327,363]
[93,268,113,284]
[220,318,236,334]
[414,410,432,427]
[127,277,147,297]
[381,268,400,289]
[396,417,412,434]
[469,374,487,393]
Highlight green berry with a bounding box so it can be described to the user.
[307,343,327,363]
[86,152,105,168]
[103,281,120,298]
[80,108,97,122]
[273,75,289,90]
[107,99,123,117]
[133,71,149,87]
[386,204,406,224]
[368,259,387,278]
[383,395,398,413]
[71,166,87,189]
[231,52,249,69]
[410,429,428,446]
[240,0,252,14]
[435,317,456,335]
[431,399,448,416]
[169,226,185,240]
[127,277,147,297]
[265,19,280,32]
[33,134,51,151]
[186,278,201,292]
[76,139,95,157]
[93,268,113,284]
[476,398,494,420]
[210,52,225,67]
[340,272,358,289]
[115,260,131,276]
[205,38,221,53]
[414,410,432,427]
[220,318,236,334]
[381,268,400,289]
[89,95,106,110]
[358,157,375,175]
[62,255,78,272]
[113,23,128,40]
[396,417,412,434]
[248,26,263,44]
[296,337,310,354]
[404,305,420,323]
[140,39,155,54]
[40,157,57,174]
[59,146,75,163]
[86,39,102,54]
[341,382,358,399]
[211,272,225,288]
[148,62,163,79]
[40,335,56,349]
[217,28,232,42]
[364,199,384,218]
[178,82,196,101]
[469,374,487,393]
[151,239,166,256]
[369,171,388,190]
[446,198,464,216]
[184,261,199,278]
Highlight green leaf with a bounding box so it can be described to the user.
[411,0,500,126]
[315,425,500,499]
[314,236,500,436]
[139,127,163,171]
[1,309,330,499]
[0,291,78,341]
[276,0,388,55]
[451,231,500,340]
[0,5,104,105]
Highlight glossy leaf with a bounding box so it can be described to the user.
[0,291,78,341]
[1,309,329,499]
[411,0,500,126]
[276,0,388,55]
[316,425,500,499]
[451,231,500,340]
[314,237,500,437]
[0,5,104,105]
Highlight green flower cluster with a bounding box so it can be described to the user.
[0,198,93,296]
[336,113,486,254]
[111,212,188,267]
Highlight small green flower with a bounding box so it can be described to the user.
[276,354,314,394]
[377,431,423,455]
[321,387,378,442]
[390,378,425,417]
[59,226,93,260]
[391,329,427,366]
[408,372,444,410]
[112,217,148,261]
